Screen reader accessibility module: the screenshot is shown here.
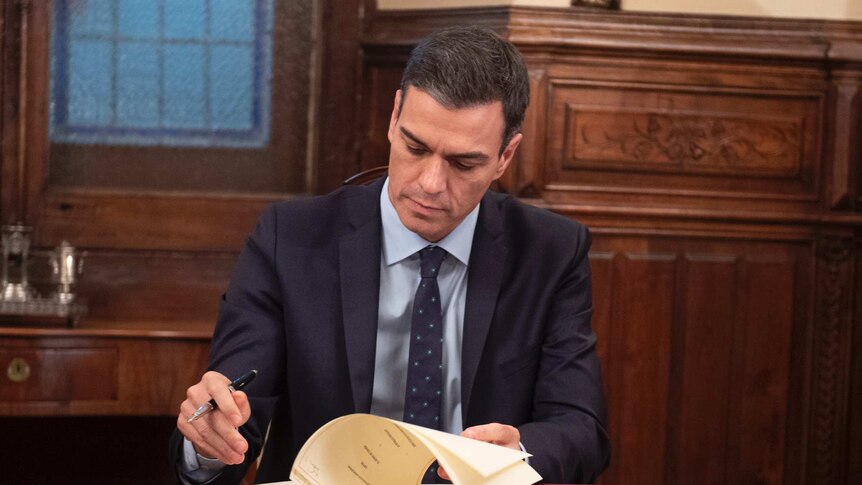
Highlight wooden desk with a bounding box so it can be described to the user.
[1,321,211,484]
[0,321,210,416]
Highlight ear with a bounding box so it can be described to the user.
[493,132,523,179]
[387,89,403,144]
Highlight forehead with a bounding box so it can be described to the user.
[399,89,505,152]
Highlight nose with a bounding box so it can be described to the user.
[417,157,447,196]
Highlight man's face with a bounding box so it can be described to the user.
[386,88,522,242]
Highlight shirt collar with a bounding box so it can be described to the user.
[380,177,478,267]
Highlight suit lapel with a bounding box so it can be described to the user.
[461,194,507,424]
[340,179,384,413]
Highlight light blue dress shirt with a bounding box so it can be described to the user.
[370,177,478,435]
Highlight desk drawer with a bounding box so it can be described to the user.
[0,348,118,402]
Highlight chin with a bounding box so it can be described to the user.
[407,224,433,241]
[404,220,439,242]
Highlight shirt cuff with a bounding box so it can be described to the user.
[180,438,226,483]
[519,441,530,465]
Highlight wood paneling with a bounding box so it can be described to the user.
[731,260,796,485]
[826,73,861,210]
[849,237,862,484]
[39,191,271,251]
[72,251,235,322]
[610,252,675,485]
[590,238,809,485]
[588,251,613,387]
[359,63,403,170]
[360,8,861,485]
[316,0,379,191]
[672,255,735,485]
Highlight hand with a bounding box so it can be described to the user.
[177,371,252,465]
[438,423,520,481]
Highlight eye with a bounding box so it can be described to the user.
[406,145,426,156]
[450,160,474,172]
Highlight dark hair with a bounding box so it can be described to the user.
[399,26,530,154]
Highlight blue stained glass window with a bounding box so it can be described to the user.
[50,0,272,148]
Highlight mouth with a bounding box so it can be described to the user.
[407,197,445,215]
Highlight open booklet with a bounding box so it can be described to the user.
[266,413,542,485]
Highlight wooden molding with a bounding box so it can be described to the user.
[810,238,855,485]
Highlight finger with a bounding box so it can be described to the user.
[461,423,520,449]
[203,372,244,427]
[179,385,226,458]
[232,390,252,425]
[183,376,219,414]
[462,423,504,442]
[438,465,451,481]
[177,416,220,460]
[203,403,249,459]
[178,400,246,464]
[176,411,220,459]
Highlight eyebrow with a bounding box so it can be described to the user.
[399,126,490,162]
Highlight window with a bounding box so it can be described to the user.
[5,0,317,253]
[44,0,308,195]
[50,0,273,148]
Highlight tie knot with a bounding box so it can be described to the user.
[419,246,447,278]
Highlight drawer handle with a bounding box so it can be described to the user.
[7,357,31,383]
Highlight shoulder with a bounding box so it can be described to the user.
[483,190,589,247]
[254,180,381,246]
[267,182,374,220]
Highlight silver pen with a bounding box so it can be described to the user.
[187,370,258,423]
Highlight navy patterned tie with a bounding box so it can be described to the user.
[404,246,447,482]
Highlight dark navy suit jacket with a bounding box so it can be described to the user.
[171,178,610,484]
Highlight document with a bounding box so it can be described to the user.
[284,413,542,485]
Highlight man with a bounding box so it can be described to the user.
[172,26,610,484]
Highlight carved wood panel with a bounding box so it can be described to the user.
[567,110,801,175]
[547,82,823,203]
[809,238,855,485]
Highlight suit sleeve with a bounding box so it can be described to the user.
[170,204,288,485]
[517,224,611,483]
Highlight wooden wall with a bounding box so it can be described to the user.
[359,7,861,485]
